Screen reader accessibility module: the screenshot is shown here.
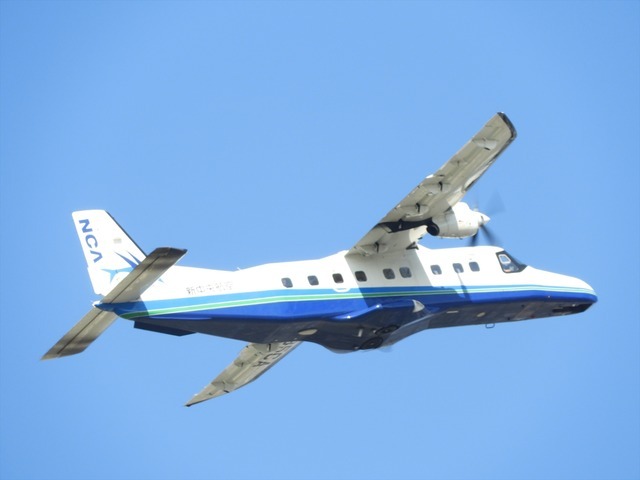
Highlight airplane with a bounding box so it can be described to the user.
[42,113,597,406]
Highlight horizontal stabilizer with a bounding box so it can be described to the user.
[185,341,300,407]
[102,247,187,303]
[42,247,187,360]
[42,308,118,360]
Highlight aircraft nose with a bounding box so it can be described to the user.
[544,273,598,317]
[575,277,598,304]
[553,272,598,307]
[531,268,598,308]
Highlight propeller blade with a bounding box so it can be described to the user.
[468,225,501,247]
[486,191,506,216]
[481,224,500,246]
[468,192,506,246]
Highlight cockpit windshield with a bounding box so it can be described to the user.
[496,251,527,273]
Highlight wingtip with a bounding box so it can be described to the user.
[41,349,60,361]
[496,112,517,140]
[184,397,202,408]
[184,393,213,407]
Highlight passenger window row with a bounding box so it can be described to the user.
[280,266,413,288]
[430,262,481,275]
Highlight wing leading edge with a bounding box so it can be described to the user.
[350,112,516,256]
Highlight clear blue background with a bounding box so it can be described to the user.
[1,2,638,479]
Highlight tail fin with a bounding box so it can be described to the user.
[72,210,146,296]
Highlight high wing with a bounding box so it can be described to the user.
[349,112,517,256]
[185,341,300,407]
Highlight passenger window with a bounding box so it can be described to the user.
[281,277,293,288]
[469,262,480,272]
[453,263,464,273]
[383,268,396,280]
[332,273,344,284]
[308,275,319,286]
[399,267,412,278]
[355,271,367,282]
[431,265,442,275]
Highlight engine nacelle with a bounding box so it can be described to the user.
[427,202,490,239]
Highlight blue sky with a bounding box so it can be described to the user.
[1,1,638,479]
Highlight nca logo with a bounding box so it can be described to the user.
[78,218,103,263]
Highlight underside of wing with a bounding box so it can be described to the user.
[185,341,300,406]
[350,112,516,256]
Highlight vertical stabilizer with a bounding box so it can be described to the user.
[72,210,146,296]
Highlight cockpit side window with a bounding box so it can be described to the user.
[496,251,527,273]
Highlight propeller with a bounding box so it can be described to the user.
[484,191,506,217]
[469,192,505,246]
[469,223,500,246]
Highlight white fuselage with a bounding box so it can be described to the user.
[110,245,596,352]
